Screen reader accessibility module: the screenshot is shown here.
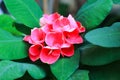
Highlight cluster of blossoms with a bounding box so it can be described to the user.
[23,13,85,64]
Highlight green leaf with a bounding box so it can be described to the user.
[50,49,80,80]
[75,0,113,30]
[89,61,120,80]
[4,0,43,28]
[68,70,89,80]
[81,44,120,66]
[85,22,120,47]
[0,28,28,60]
[0,14,22,36]
[24,64,46,79]
[0,60,46,80]
[14,23,31,35]
[113,0,120,4]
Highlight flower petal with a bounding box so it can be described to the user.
[29,54,39,62]
[53,15,78,32]
[40,12,60,26]
[29,44,43,62]
[76,21,85,33]
[68,14,78,29]
[41,24,53,33]
[53,17,75,32]
[23,35,30,42]
[53,18,63,32]
[64,29,83,44]
[50,12,60,22]
[40,47,60,64]
[29,44,43,56]
[61,44,74,57]
[45,32,64,47]
[39,14,49,26]
[60,17,70,26]
[31,28,45,44]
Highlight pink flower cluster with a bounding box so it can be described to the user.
[23,13,85,64]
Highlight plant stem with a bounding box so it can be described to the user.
[53,0,59,12]
[43,0,48,14]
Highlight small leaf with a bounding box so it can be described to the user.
[4,0,43,28]
[76,0,113,29]
[89,61,120,80]
[85,22,120,47]
[0,14,22,35]
[50,48,80,80]
[0,60,46,80]
[81,44,120,66]
[0,28,28,60]
[68,70,89,80]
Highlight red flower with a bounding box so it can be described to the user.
[53,15,80,32]
[61,44,74,57]
[24,28,45,44]
[76,21,85,33]
[23,13,85,64]
[40,12,60,26]
[29,44,43,61]
[40,46,60,64]
[41,24,53,33]
[63,29,83,44]
[45,32,64,47]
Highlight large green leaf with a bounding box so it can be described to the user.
[0,60,46,80]
[113,0,120,4]
[81,44,120,66]
[0,14,22,35]
[89,61,120,80]
[68,70,89,80]
[4,0,43,28]
[85,22,120,47]
[76,0,113,30]
[50,49,80,80]
[0,28,28,60]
